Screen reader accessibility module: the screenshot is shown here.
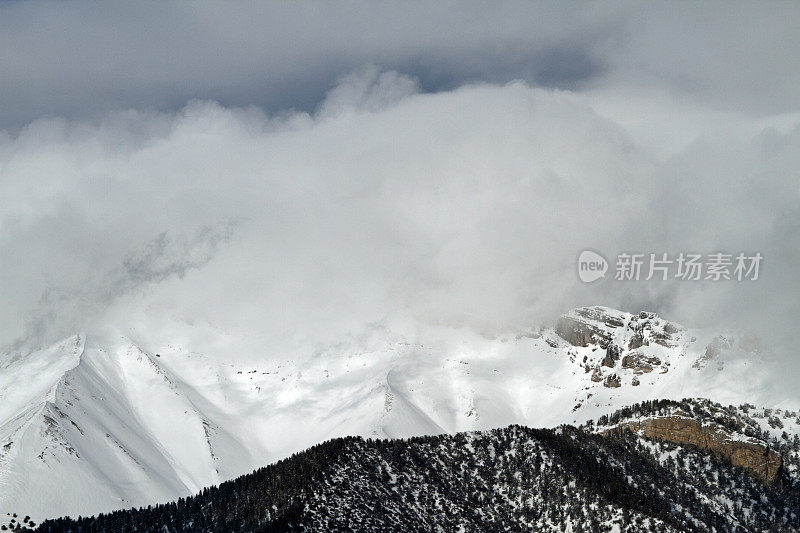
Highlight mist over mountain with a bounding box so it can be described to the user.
[1,4,799,378]
[2,70,799,385]
[1,2,798,530]
[1,307,794,523]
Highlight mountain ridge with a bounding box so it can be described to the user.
[26,398,800,532]
[0,307,791,522]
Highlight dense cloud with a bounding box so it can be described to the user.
[0,3,799,390]
[1,2,799,129]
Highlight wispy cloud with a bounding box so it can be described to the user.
[11,223,237,350]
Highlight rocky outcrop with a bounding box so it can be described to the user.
[575,307,625,328]
[627,311,682,349]
[621,353,661,374]
[602,344,621,367]
[555,307,684,354]
[607,416,782,484]
[628,333,647,350]
[553,308,688,397]
[555,316,611,348]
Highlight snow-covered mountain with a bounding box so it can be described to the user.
[0,306,790,522]
[32,399,800,532]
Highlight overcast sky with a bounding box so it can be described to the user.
[2,2,799,128]
[1,2,799,383]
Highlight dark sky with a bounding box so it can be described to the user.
[1,2,798,129]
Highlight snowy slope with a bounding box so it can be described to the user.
[34,414,800,532]
[0,306,791,521]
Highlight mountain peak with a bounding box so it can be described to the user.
[556,306,684,350]
[0,310,784,522]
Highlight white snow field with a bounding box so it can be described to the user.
[0,306,790,521]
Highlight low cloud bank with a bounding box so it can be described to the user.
[0,69,797,392]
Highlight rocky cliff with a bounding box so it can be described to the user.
[608,415,782,483]
[593,399,797,486]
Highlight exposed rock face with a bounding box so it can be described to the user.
[621,353,661,374]
[575,307,625,326]
[603,373,621,388]
[555,307,682,353]
[628,333,647,350]
[555,316,611,348]
[608,416,782,484]
[602,344,621,368]
[553,307,696,393]
[628,311,683,349]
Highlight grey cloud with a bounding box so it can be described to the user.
[6,2,799,130]
[8,223,237,351]
[0,3,799,394]
[316,66,419,118]
[117,225,237,293]
[0,2,609,129]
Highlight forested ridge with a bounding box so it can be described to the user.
[24,399,800,532]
